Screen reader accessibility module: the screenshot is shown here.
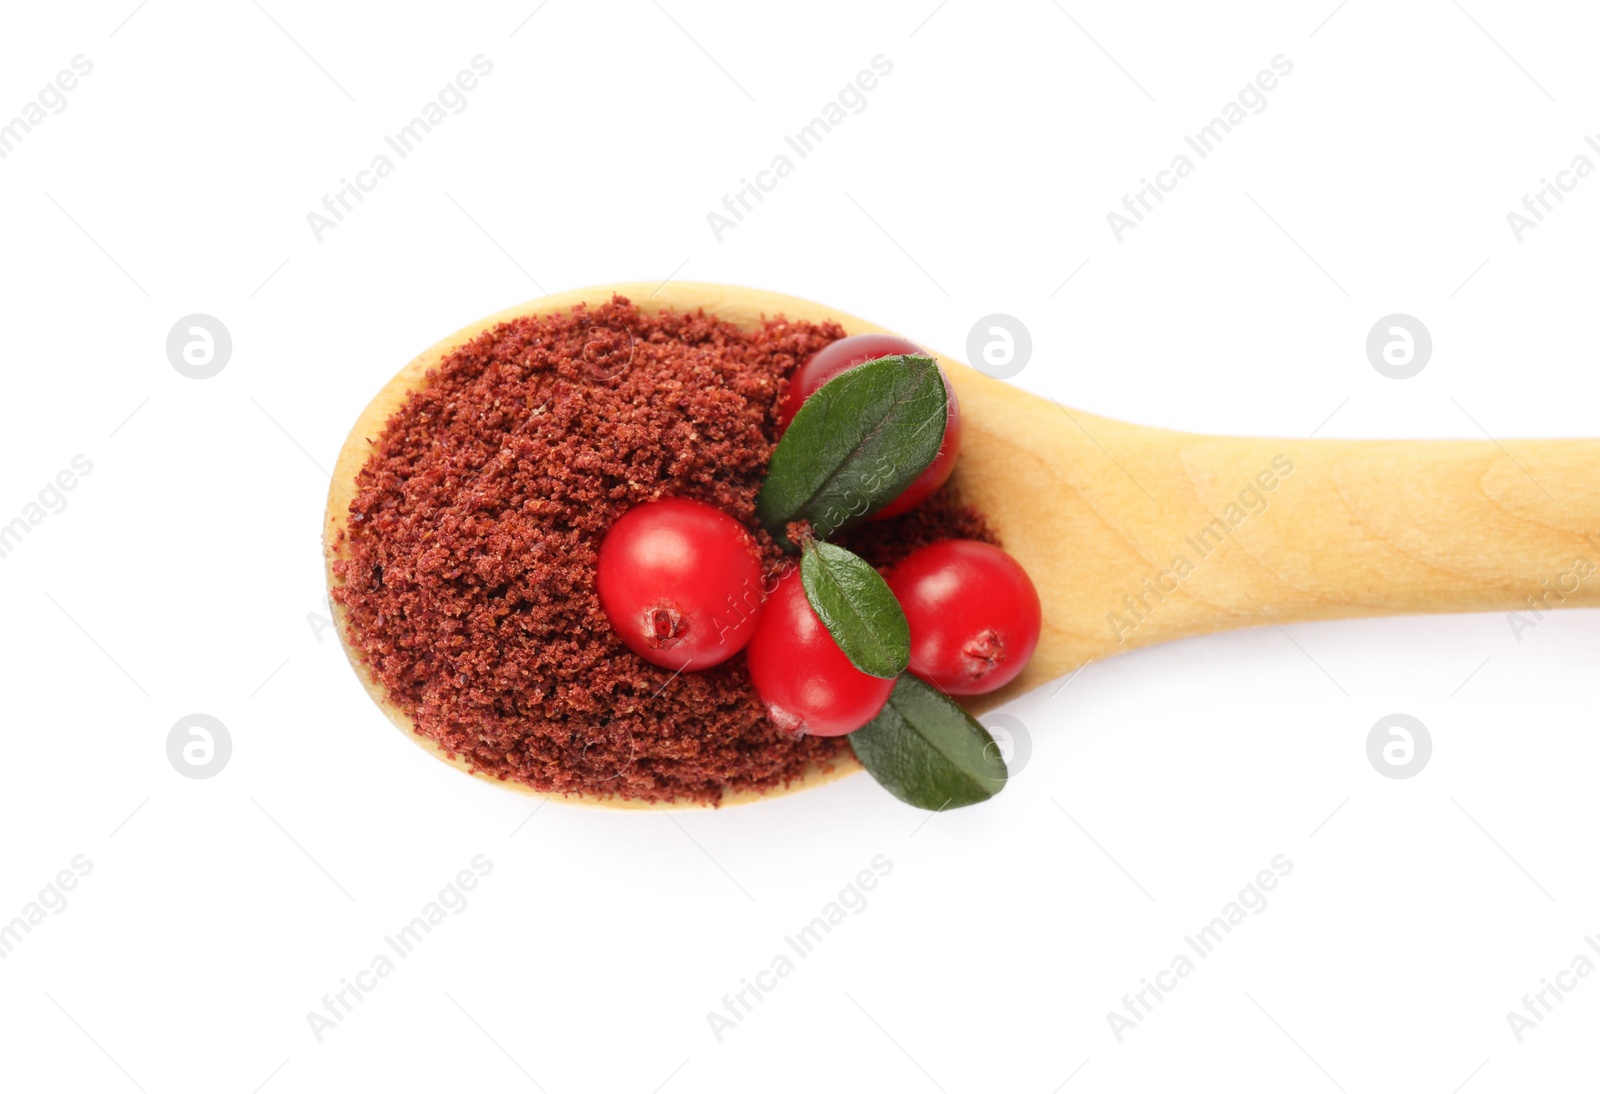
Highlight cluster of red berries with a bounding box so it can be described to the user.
[597,335,1042,737]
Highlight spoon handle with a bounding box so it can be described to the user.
[947,377,1600,692]
[1140,432,1600,632]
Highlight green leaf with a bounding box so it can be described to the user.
[757,354,947,546]
[849,675,1008,810]
[800,541,909,679]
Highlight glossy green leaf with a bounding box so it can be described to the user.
[799,541,909,679]
[757,354,947,547]
[848,675,1008,810]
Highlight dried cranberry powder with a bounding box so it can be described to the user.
[331,296,995,804]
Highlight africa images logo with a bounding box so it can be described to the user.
[1105,55,1295,241]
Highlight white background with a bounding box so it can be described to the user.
[1,1,1597,1091]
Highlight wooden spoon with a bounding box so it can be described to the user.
[324,282,1600,807]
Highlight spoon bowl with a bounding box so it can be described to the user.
[325,282,1600,807]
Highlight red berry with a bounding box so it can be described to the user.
[745,569,895,736]
[886,540,1041,695]
[596,498,764,671]
[778,333,962,520]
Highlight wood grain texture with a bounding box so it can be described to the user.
[325,282,1600,807]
